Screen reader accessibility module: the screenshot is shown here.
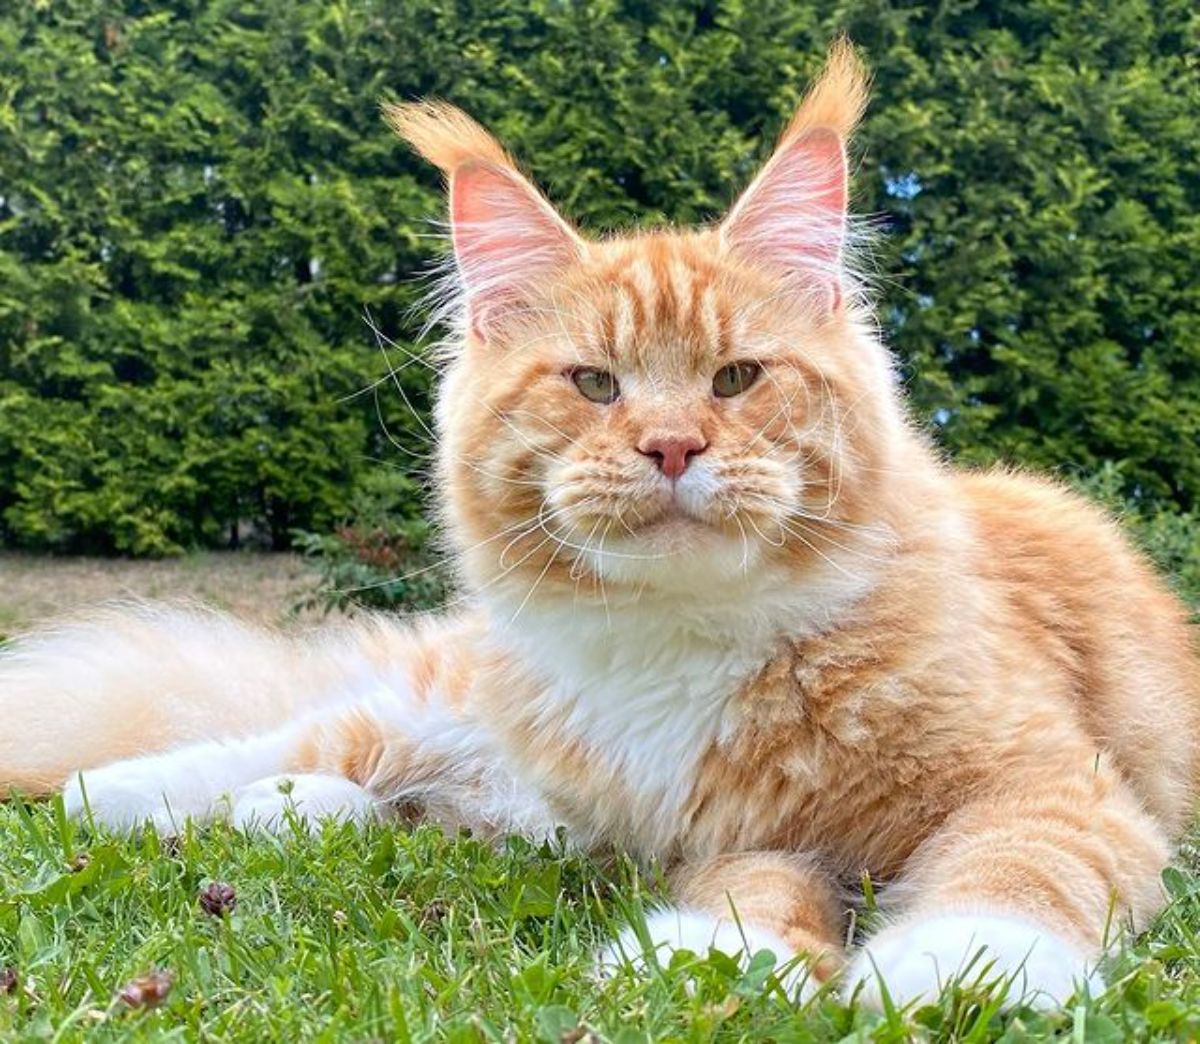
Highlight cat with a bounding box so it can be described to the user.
[1,40,1197,1011]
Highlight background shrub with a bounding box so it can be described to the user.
[293,471,451,616]
[1,0,1197,553]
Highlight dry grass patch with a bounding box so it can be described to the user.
[0,552,320,636]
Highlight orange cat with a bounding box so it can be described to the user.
[2,42,1197,1009]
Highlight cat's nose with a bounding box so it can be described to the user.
[637,434,708,480]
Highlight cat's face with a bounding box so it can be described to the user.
[435,232,898,599]
[390,43,903,601]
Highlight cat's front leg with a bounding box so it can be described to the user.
[844,764,1168,1009]
[63,729,297,831]
[602,851,845,1001]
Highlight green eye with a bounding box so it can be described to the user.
[571,367,620,404]
[713,362,762,398]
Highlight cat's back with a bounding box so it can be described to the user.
[955,467,1186,627]
[954,467,1200,830]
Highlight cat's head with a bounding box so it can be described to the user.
[388,42,909,610]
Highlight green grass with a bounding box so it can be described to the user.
[2,801,1200,1041]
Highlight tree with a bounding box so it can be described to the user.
[1,0,1196,553]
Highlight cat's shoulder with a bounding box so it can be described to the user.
[950,466,1141,568]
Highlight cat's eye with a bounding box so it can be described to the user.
[570,367,620,404]
[713,362,762,398]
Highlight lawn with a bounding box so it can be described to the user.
[3,558,1200,1041]
[0,801,1199,1042]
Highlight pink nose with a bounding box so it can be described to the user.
[638,434,708,480]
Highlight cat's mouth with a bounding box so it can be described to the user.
[566,494,777,583]
[544,475,787,560]
[544,479,794,583]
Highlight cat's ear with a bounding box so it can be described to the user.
[384,100,582,342]
[447,162,582,340]
[720,39,868,312]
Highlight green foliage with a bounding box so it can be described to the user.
[0,0,433,553]
[1,1,1198,553]
[849,1,1200,513]
[3,798,1200,1040]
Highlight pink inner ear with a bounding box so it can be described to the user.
[722,128,848,310]
[450,163,579,340]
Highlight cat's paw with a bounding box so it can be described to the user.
[231,774,381,831]
[599,907,822,1002]
[844,909,1102,1011]
[63,756,231,832]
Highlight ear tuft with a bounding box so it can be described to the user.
[782,37,870,145]
[383,99,512,176]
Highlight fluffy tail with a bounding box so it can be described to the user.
[0,605,395,796]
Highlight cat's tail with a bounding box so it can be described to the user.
[0,604,405,797]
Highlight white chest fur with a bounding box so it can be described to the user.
[484,559,872,839]
[507,599,755,807]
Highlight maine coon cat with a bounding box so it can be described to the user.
[2,42,1198,1009]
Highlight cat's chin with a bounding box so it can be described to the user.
[583,518,769,589]
[629,511,714,541]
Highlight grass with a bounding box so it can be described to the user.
[1,800,1200,1042]
[0,552,319,638]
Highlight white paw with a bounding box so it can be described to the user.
[63,756,231,832]
[230,774,381,831]
[845,909,1103,1011]
[599,907,820,1002]
[63,733,291,832]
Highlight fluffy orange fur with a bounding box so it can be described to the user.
[2,41,1197,1007]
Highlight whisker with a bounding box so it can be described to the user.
[743,510,786,550]
[372,385,429,462]
[481,402,570,467]
[330,507,553,597]
[507,409,587,452]
[733,512,753,575]
[773,523,866,583]
[778,517,895,566]
[508,518,583,625]
[363,307,439,372]
[499,499,595,568]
